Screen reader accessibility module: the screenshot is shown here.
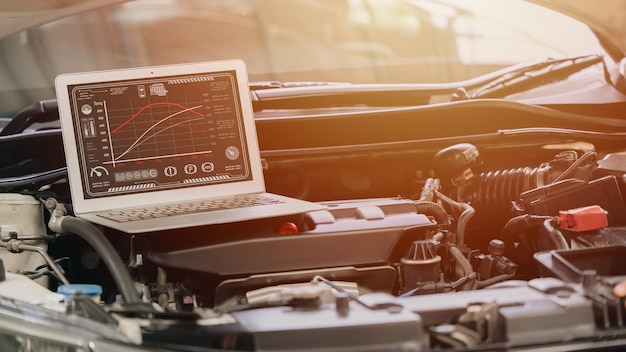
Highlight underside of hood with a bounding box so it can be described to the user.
[0,0,625,59]
[0,0,127,40]
[528,0,626,59]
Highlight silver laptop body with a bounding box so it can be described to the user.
[55,59,324,233]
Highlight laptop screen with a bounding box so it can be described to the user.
[66,70,252,200]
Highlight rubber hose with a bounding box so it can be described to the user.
[435,191,475,245]
[449,245,477,290]
[476,273,515,289]
[501,214,554,243]
[60,217,140,304]
[455,203,475,246]
[414,201,449,226]
[541,218,569,250]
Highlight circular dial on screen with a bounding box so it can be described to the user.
[225,146,240,160]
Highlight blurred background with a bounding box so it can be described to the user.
[0,0,618,117]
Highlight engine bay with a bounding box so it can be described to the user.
[1,99,626,350]
[96,144,624,311]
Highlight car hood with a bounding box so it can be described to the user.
[0,0,127,39]
[527,0,626,58]
[1,0,625,57]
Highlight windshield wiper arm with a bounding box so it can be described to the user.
[248,55,606,111]
[469,54,605,99]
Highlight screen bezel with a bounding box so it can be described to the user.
[55,59,265,213]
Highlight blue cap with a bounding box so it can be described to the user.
[57,284,103,297]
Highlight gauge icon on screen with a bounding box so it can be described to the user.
[225,146,240,160]
[81,104,93,115]
[89,166,109,177]
[201,162,214,173]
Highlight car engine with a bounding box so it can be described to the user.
[1,101,626,350]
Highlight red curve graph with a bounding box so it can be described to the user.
[110,101,204,134]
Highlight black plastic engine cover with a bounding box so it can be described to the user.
[142,198,435,276]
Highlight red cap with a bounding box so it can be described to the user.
[278,222,299,235]
[557,205,608,232]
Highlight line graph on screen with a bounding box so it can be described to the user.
[105,101,212,163]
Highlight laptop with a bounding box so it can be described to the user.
[55,59,325,233]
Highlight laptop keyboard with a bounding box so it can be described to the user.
[99,195,284,223]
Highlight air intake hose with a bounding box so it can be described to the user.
[433,143,596,234]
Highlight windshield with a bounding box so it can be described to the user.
[0,0,607,117]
